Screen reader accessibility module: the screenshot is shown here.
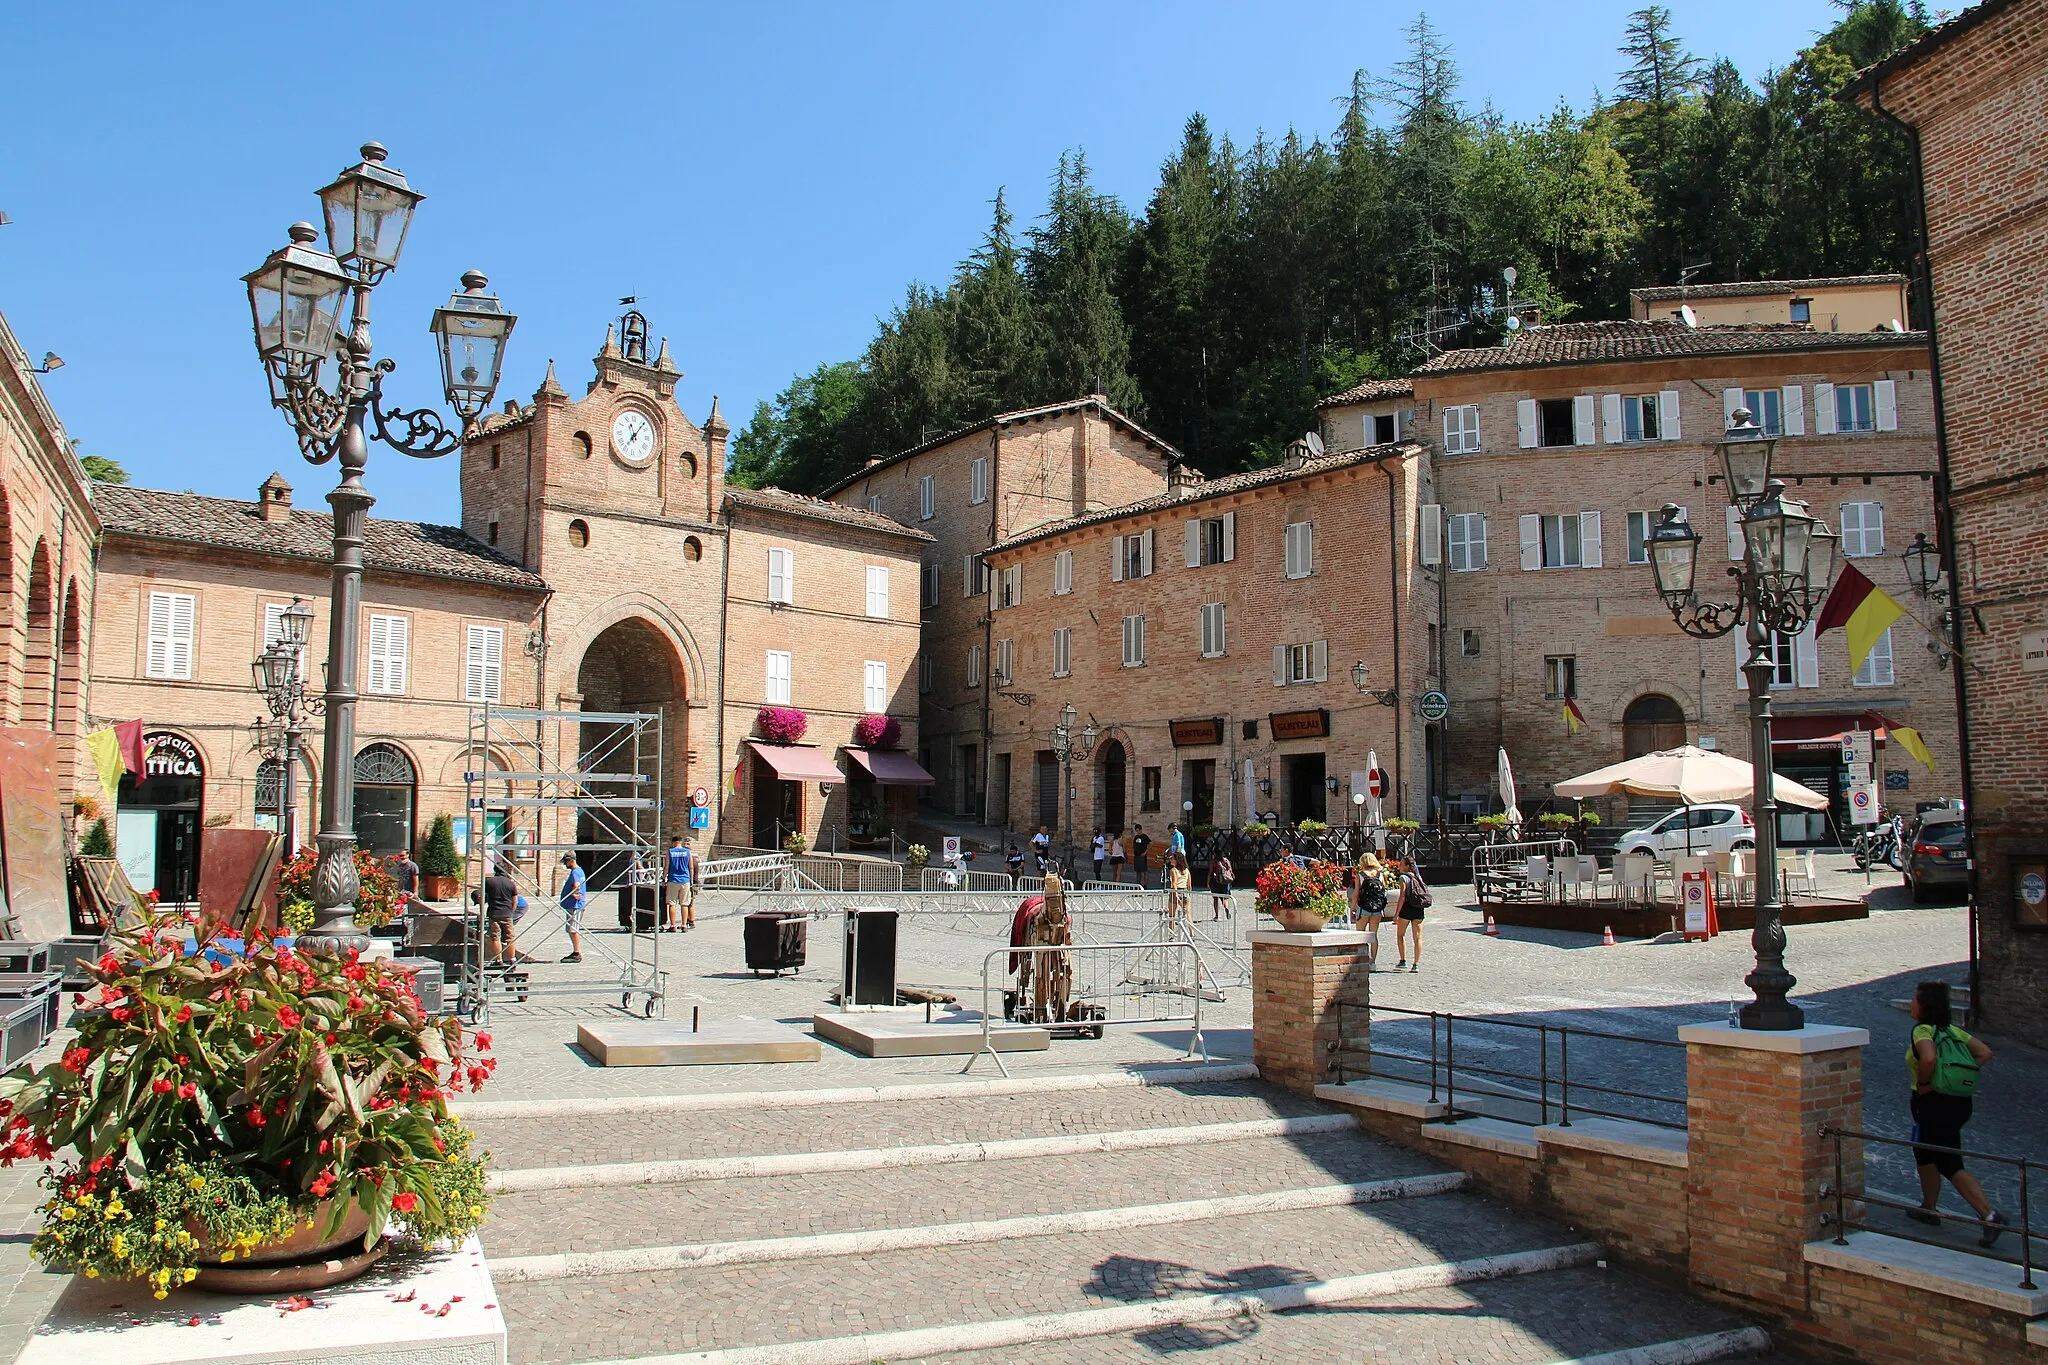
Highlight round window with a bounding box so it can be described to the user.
[567,518,590,549]
[683,536,703,562]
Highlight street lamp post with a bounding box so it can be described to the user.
[1645,410,1840,1030]
[241,143,515,955]
[1047,703,1097,879]
[253,597,319,854]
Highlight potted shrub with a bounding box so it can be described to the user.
[1383,816,1423,861]
[1254,859,1346,932]
[905,843,929,870]
[756,706,808,745]
[1537,812,1577,835]
[1243,821,1272,838]
[275,848,407,938]
[1296,819,1329,837]
[783,831,810,856]
[852,713,901,750]
[0,913,494,1296]
[417,814,462,902]
[79,818,115,859]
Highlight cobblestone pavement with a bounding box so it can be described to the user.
[481,1128,1441,1258]
[906,1264,1780,1365]
[495,1191,1586,1362]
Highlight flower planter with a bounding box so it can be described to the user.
[191,1198,383,1292]
[1270,904,1334,933]
[420,875,460,903]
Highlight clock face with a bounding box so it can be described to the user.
[611,410,657,464]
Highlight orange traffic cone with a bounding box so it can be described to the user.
[1485,914,1499,937]
[1602,924,1618,946]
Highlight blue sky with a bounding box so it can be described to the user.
[4,1,1847,526]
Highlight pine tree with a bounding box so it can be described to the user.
[1024,153,1141,413]
[1614,6,1703,283]
[949,189,1037,415]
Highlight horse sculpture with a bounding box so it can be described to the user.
[1007,870,1074,1025]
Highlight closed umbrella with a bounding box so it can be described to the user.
[1365,748,1383,828]
[1553,745,1828,808]
[1497,747,1522,833]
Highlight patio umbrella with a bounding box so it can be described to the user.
[1497,747,1522,832]
[1552,745,1828,809]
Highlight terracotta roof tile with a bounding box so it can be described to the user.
[94,484,547,591]
[1415,320,1926,375]
[1629,274,1907,303]
[722,485,933,541]
[1315,377,1416,408]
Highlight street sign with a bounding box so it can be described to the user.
[1885,769,1911,791]
[1418,689,1450,722]
[690,786,710,808]
[1849,783,1878,826]
[1841,732,1870,767]
[1366,769,1386,799]
[942,836,961,862]
[688,806,709,830]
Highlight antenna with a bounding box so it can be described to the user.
[1677,262,1712,287]
[1304,431,1326,458]
[1679,304,1699,330]
[1504,315,1523,332]
[1502,266,1517,289]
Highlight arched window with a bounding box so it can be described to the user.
[352,743,417,856]
[1622,695,1688,759]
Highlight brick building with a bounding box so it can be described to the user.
[821,399,1180,819]
[0,309,98,803]
[977,442,1432,846]
[1848,0,2048,1025]
[1320,309,1957,840]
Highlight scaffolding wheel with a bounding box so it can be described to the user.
[642,997,658,1019]
[620,993,631,1011]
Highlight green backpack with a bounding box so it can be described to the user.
[1929,1027,1980,1098]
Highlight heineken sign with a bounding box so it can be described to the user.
[1417,690,1450,722]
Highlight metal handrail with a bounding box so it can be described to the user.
[1329,1002,1687,1131]
[1820,1123,2039,1289]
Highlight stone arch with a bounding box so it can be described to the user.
[1623,693,1689,759]
[21,540,52,728]
[574,615,688,882]
[56,581,83,795]
[553,591,707,706]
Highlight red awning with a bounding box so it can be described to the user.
[846,748,935,786]
[747,741,846,784]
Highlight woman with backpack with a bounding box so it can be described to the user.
[1354,853,1396,967]
[1207,851,1234,920]
[1905,981,2006,1244]
[1392,857,1431,972]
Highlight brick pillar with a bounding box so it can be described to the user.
[1681,1021,1867,1315]
[1250,929,1370,1094]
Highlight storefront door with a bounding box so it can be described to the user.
[1283,753,1327,824]
[118,731,204,903]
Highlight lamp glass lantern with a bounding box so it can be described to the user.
[242,224,352,380]
[255,643,295,699]
[1805,523,1840,612]
[1718,409,1777,505]
[1902,531,1938,595]
[317,143,422,280]
[430,271,517,423]
[1350,660,1370,692]
[1743,482,1817,600]
[1647,503,1703,611]
[278,596,315,649]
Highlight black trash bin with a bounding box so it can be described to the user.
[744,913,807,976]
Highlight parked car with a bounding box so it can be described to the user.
[1616,804,1756,859]
[1905,809,1969,903]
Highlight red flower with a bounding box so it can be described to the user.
[246,1107,267,1128]
[390,1192,419,1214]
[310,1171,335,1198]
[276,1006,303,1029]
[346,994,365,1013]
[474,1032,493,1052]
[175,1054,190,1066]
[175,1005,193,1023]
[151,1078,172,1095]
[61,1047,92,1074]
[342,963,366,983]
[317,1139,330,1154]
[178,1083,197,1100]
[88,1156,112,1175]
[109,1007,133,1023]
[369,1096,395,1111]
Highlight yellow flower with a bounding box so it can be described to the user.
[110,1234,128,1257]
[188,1176,206,1190]
[155,1219,166,1232]
[153,1290,168,1300]
[468,1205,483,1218]
[181,1268,198,1283]
[103,1201,126,1220]
[58,1207,77,1222]
[82,1268,97,1279]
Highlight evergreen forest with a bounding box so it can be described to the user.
[729,3,1933,495]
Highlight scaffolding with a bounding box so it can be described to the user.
[458,702,665,1023]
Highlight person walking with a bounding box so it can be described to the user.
[663,834,695,932]
[1207,850,1234,920]
[1355,852,1394,967]
[1905,981,2006,1243]
[390,848,420,900]
[1030,824,1052,871]
[1392,857,1429,972]
[1169,822,1187,858]
[1108,831,1126,882]
[558,853,588,963]
[476,860,521,970]
[1130,825,1152,888]
[1165,850,1192,918]
[1091,828,1108,882]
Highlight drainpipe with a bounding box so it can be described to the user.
[980,427,999,831]
[1868,76,1981,1021]
[1378,454,1406,817]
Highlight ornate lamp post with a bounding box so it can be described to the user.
[1047,702,1098,878]
[252,597,319,854]
[1644,410,1840,1030]
[241,143,515,954]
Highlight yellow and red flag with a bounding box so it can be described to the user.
[1815,563,1905,675]
[1563,696,1587,735]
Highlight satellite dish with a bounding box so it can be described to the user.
[1503,266,1518,288]
[1304,431,1326,458]
[1505,315,1523,332]
[1679,304,1699,329]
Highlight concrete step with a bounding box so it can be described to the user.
[470,1072,1322,1172]
[499,1194,1596,1363]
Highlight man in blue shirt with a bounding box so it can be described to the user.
[559,853,588,963]
[664,834,695,932]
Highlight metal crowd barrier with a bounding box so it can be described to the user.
[964,940,1210,1078]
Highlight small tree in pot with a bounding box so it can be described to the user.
[418,813,462,901]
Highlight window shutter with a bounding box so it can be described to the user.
[1573,394,1597,445]
[1722,388,1744,427]
[1221,511,1236,562]
[466,626,486,700]
[1814,383,1837,435]
[1446,515,1467,572]
[1184,520,1201,567]
[1299,522,1313,575]
[1601,394,1623,443]
[1782,386,1806,436]
[168,594,194,679]
[386,615,409,694]
[1519,514,1541,571]
[1140,528,1155,576]
[367,614,389,694]
[1840,502,1863,556]
[1310,639,1328,683]
[1726,506,1746,561]
[1867,502,1884,554]
[1874,379,1898,431]
[1110,535,1124,582]
[1476,514,1489,569]
[963,554,976,596]
[1578,510,1602,568]
[1659,389,1682,440]
[967,644,981,687]
[1272,646,1288,687]
[146,592,172,678]
[1420,504,1443,566]
[1516,399,1538,449]
[1053,551,1070,595]
[1794,624,1819,689]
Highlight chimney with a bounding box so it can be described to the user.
[257,472,292,522]
[1282,439,1312,472]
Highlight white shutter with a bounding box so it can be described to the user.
[1310,639,1328,683]
[385,615,409,694]
[1420,504,1443,566]
[1140,528,1155,576]
[1782,386,1806,436]
[366,614,390,694]
[1855,628,1896,686]
[467,625,503,702]
[1272,645,1288,686]
[1446,515,1467,572]
[966,644,981,688]
[145,592,171,678]
[1573,394,1597,445]
[1516,399,1538,449]
[1874,379,1898,431]
[1722,389,1744,427]
[868,565,890,617]
[768,547,792,603]
[1794,624,1820,688]
[1841,502,1864,557]
[1475,514,1489,569]
[1053,626,1071,676]
[1053,550,1072,595]
[1866,502,1884,554]
[1221,511,1236,562]
[1659,389,1682,440]
[167,594,195,679]
[1110,535,1125,582]
[1726,506,1746,561]
[1184,520,1201,567]
[864,660,887,711]
[1578,511,1602,568]
[1519,514,1541,571]
[1602,394,1623,443]
[1814,383,1837,435]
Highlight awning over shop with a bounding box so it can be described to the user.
[846,748,935,786]
[1768,716,1887,752]
[747,741,845,784]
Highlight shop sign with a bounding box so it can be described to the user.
[1885,769,1910,790]
[1268,709,1330,741]
[1169,717,1225,747]
[143,732,203,779]
[2022,630,2048,674]
[1417,690,1450,722]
